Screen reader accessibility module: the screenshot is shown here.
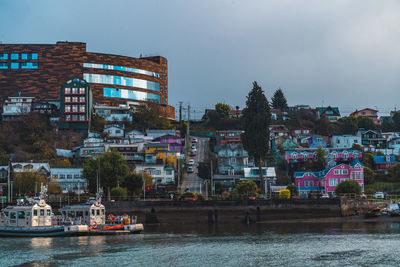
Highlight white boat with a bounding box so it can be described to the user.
[59,196,144,234]
[0,184,89,237]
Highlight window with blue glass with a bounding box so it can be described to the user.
[11,63,19,69]
[11,53,19,60]
[103,87,160,103]
[83,63,160,78]
[21,62,38,69]
[0,53,7,60]
[22,53,38,60]
[84,73,160,92]
[0,63,7,69]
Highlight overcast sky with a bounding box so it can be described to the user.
[1,0,399,119]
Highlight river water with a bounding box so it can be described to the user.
[2,221,400,266]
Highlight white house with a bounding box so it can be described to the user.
[104,124,125,138]
[331,135,362,149]
[135,164,175,184]
[2,95,35,121]
[12,162,51,177]
[79,137,105,158]
[94,104,132,122]
[243,167,277,191]
[50,168,87,194]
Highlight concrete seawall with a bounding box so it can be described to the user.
[104,199,343,225]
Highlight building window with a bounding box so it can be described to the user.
[80,105,85,112]
[11,53,19,60]
[0,63,7,69]
[65,97,71,103]
[72,87,79,94]
[156,170,161,175]
[72,97,78,102]
[65,105,71,112]
[79,97,85,103]
[351,171,362,180]
[84,73,160,92]
[72,106,78,112]
[65,88,71,94]
[329,179,338,186]
[79,87,85,94]
[59,174,65,179]
[334,169,348,175]
[72,115,77,121]
[83,63,159,78]
[67,174,72,179]
[11,63,19,69]
[102,87,160,103]
[21,62,38,69]
[0,53,8,60]
[66,115,71,121]
[79,115,85,121]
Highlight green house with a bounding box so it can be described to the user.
[59,78,93,133]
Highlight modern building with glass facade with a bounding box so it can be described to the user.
[0,41,174,119]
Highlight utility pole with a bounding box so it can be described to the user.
[186,104,190,159]
[7,159,10,203]
[211,160,214,197]
[179,101,183,126]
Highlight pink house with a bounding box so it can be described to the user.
[285,149,362,164]
[295,160,364,198]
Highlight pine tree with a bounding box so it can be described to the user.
[241,81,271,192]
[271,88,288,110]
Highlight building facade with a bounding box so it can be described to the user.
[0,42,174,119]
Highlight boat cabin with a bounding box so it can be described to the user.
[0,199,52,227]
[60,203,105,225]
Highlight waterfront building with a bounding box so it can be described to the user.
[373,155,398,172]
[134,164,175,184]
[285,148,362,164]
[295,160,364,198]
[243,167,277,191]
[11,162,51,178]
[50,167,87,193]
[0,41,174,119]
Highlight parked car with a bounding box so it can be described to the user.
[321,193,330,199]
[187,167,194,173]
[375,192,385,199]
[190,152,196,157]
[192,138,198,143]
[189,159,194,165]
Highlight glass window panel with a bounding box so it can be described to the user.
[65,88,71,94]
[11,53,19,60]
[11,63,19,69]
[84,73,160,92]
[0,63,7,69]
[21,54,28,60]
[83,63,159,78]
[32,53,38,60]
[103,87,160,103]
[0,53,8,60]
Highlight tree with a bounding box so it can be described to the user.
[236,180,258,196]
[286,184,298,196]
[111,187,128,200]
[388,163,400,183]
[271,88,288,110]
[242,81,270,192]
[14,172,48,196]
[335,180,362,195]
[197,162,211,180]
[362,153,375,170]
[132,103,171,131]
[83,151,130,201]
[338,117,358,134]
[314,146,326,171]
[357,117,375,130]
[351,144,363,152]
[363,166,375,184]
[392,111,400,131]
[215,103,231,117]
[122,173,144,196]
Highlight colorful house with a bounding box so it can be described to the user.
[350,108,379,124]
[154,134,183,153]
[316,106,341,121]
[285,149,362,164]
[295,160,364,198]
[373,155,398,172]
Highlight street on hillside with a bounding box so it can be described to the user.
[181,136,209,194]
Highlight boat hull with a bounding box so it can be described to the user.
[0,226,68,237]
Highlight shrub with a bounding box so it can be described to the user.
[111,187,128,200]
[279,189,291,199]
[335,180,362,196]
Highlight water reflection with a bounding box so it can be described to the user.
[30,237,53,249]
